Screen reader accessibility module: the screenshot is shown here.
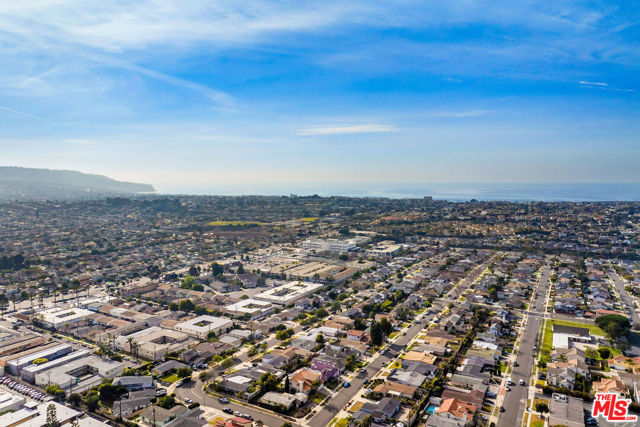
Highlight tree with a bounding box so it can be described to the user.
[595,314,631,343]
[181,276,196,289]
[177,367,192,378]
[84,394,99,412]
[45,403,59,427]
[345,354,358,371]
[354,318,366,330]
[370,320,383,347]
[281,423,293,427]
[259,373,279,392]
[598,347,611,359]
[169,302,178,311]
[68,393,82,407]
[188,266,200,277]
[199,371,209,382]
[221,358,235,369]
[584,347,599,361]
[316,333,325,344]
[157,395,176,409]
[237,263,245,274]
[178,299,196,312]
[360,415,375,427]
[379,318,393,336]
[211,262,224,276]
[284,376,290,393]
[535,402,549,413]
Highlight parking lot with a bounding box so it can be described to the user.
[0,376,51,403]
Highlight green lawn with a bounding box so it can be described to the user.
[335,418,350,427]
[161,374,179,383]
[550,319,606,336]
[541,319,607,354]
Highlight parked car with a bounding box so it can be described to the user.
[219,397,229,404]
[223,408,233,414]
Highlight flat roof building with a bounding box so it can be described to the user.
[33,355,125,395]
[174,315,234,339]
[115,326,195,361]
[6,343,73,376]
[225,299,274,319]
[39,307,93,329]
[254,281,323,306]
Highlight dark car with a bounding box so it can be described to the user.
[223,408,233,414]
[500,406,505,412]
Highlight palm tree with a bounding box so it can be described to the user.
[9,294,17,312]
[71,281,80,306]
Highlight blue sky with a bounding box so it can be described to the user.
[0,1,639,190]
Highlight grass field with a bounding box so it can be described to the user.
[208,220,264,226]
[335,418,350,427]
[161,373,179,383]
[300,217,319,222]
[541,318,607,353]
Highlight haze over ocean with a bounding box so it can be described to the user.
[155,182,640,202]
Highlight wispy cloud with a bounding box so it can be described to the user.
[431,110,492,118]
[0,105,51,123]
[297,124,396,136]
[579,81,608,86]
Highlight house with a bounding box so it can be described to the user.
[112,376,155,391]
[309,358,341,382]
[548,394,584,427]
[259,391,300,410]
[214,416,253,427]
[346,329,367,342]
[437,398,476,424]
[593,378,626,396]
[547,363,577,390]
[441,388,485,407]
[140,405,188,426]
[404,351,438,365]
[291,369,322,394]
[373,381,417,399]
[153,360,189,377]
[552,324,592,349]
[353,397,401,423]
[388,368,427,387]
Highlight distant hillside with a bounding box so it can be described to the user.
[0,166,155,201]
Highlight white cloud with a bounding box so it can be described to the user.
[297,124,396,136]
[431,110,492,118]
[579,81,608,86]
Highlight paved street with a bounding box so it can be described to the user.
[309,255,495,427]
[497,265,551,427]
[608,270,640,356]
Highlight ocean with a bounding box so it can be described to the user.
[154,182,640,202]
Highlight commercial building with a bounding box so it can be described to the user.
[115,326,195,361]
[254,281,323,306]
[39,307,93,329]
[302,238,357,253]
[0,334,46,357]
[5,344,73,376]
[21,349,90,383]
[33,355,125,394]
[0,401,87,427]
[174,315,234,339]
[225,298,274,319]
[0,392,26,413]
